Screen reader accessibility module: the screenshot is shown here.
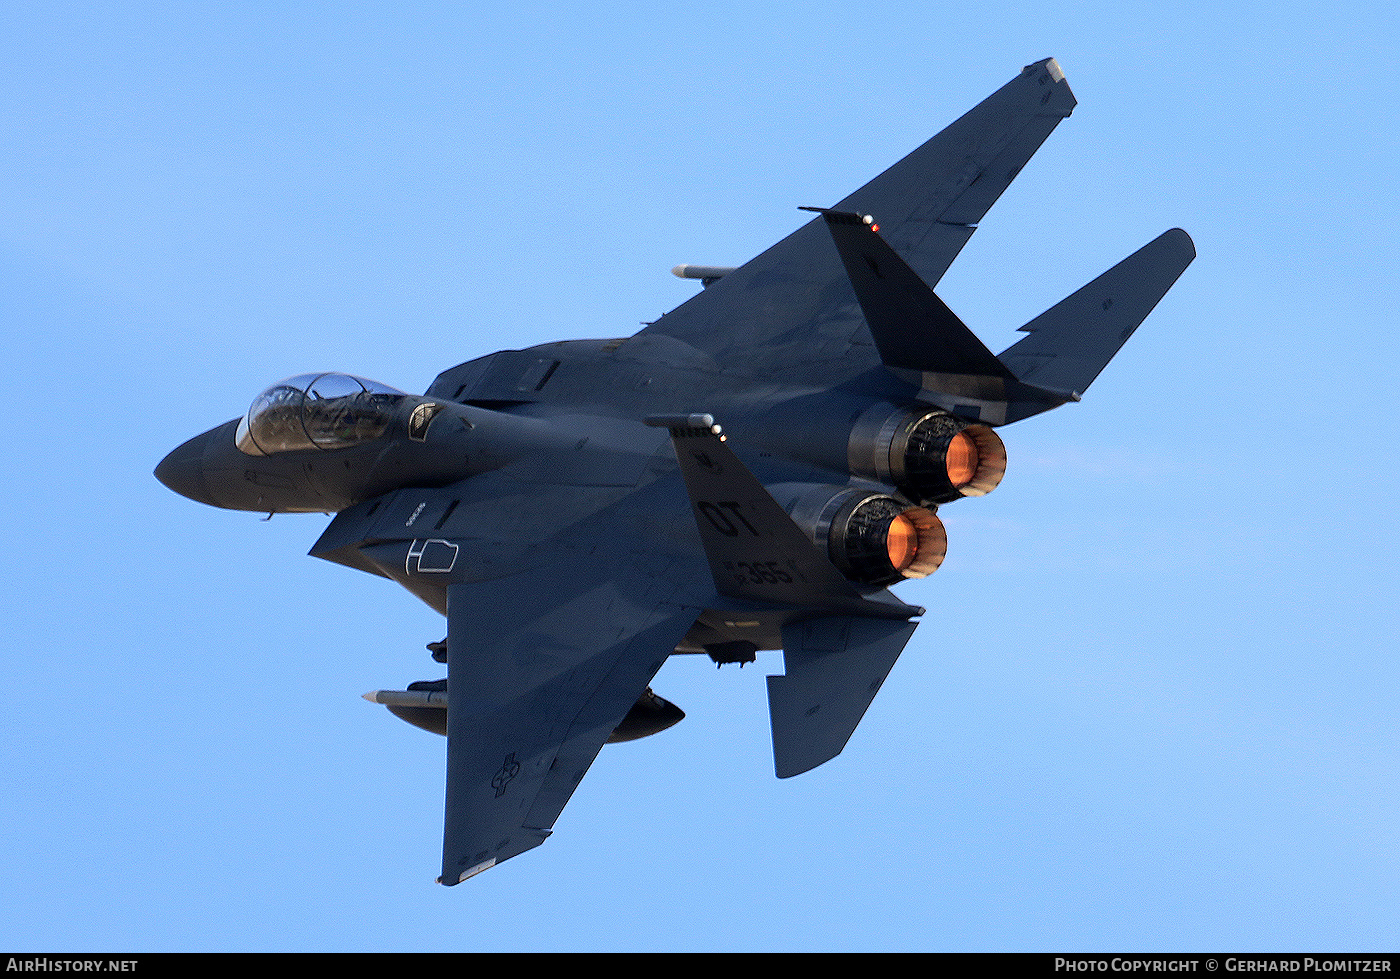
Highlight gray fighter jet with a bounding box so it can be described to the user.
[156,59,1194,884]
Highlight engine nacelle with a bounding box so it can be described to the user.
[848,405,1007,505]
[779,484,948,588]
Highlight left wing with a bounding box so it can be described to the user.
[630,59,1076,379]
[440,545,700,884]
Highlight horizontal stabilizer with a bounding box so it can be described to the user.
[998,228,1195,396]
[768,616,918,777]
[808,208,1014,378]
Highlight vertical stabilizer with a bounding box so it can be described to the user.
[806,207,1015,378]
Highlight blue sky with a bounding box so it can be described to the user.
[4,1,1400,952]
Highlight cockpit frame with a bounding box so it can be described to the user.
[235,373,407,457]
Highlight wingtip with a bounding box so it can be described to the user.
[1161,227,1197,261]
[1023,57,1066,83]
[437,857,496,885]
[1017,58,1075,116]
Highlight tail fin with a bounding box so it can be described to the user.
[998,228,1195,396]
[813,211,1193,426]
[806,207,1016,378]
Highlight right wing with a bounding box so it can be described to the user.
[441,545,701,884]
[633,59,1076,375]
[310,467,709,884]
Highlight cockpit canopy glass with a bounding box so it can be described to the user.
[235,373,407,456]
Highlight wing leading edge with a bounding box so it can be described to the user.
[635,59,1076,372]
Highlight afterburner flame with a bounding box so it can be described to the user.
[818,491,948,586]
[893,507,947,579]
[886,512,919,571]
[946,430,979,488]
[953,424,1007,498]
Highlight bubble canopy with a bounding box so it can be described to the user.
[235,373,407,456]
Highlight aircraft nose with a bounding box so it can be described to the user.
[155,434,216,507]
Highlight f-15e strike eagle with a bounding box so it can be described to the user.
[156,59,1194,884]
